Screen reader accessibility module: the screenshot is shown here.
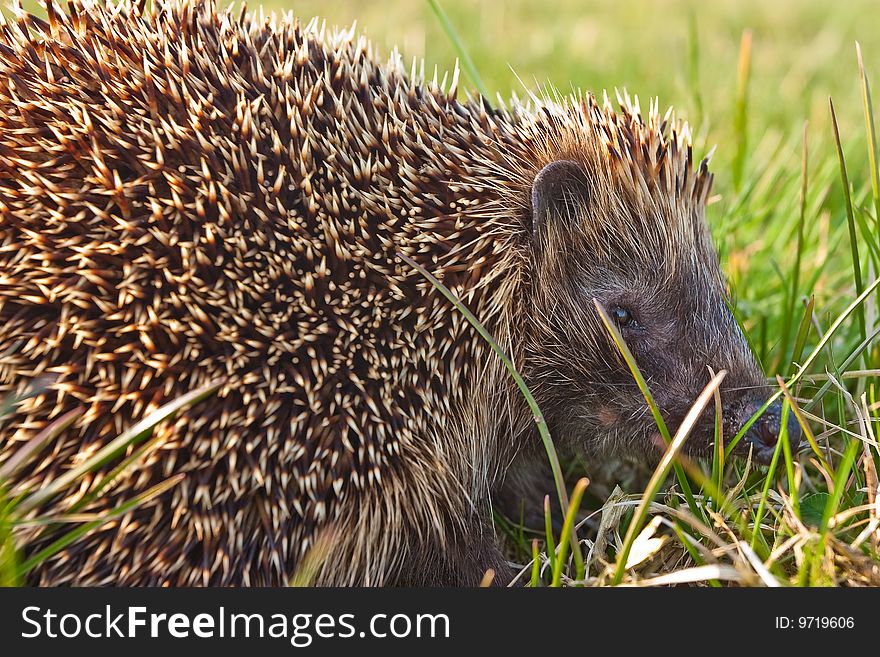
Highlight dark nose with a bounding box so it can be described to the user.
[740,399,802,464]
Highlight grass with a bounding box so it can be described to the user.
[0,382,221,585]
[3,0,879,586]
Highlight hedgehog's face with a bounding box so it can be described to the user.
[524,159,800,464]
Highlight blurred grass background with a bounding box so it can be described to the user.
[22,0,879,130]
[268,0,878,133]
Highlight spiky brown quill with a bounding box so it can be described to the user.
[0,0,791,585]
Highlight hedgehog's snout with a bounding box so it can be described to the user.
[735,398,802,464]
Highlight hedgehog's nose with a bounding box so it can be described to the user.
[739,399,802,464]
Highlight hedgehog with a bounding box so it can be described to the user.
[0,0,799,586]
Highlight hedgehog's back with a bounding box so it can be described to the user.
[0,0,501,585]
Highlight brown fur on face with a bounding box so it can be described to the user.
[518,144,780,464]
[0,0,791,587]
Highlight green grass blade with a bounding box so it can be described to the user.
[543,495,557,578]
[594,302,671,442]
[0,490,20,586]
[856,43,880,244]
[711,380,724,507]
[551,477,589,586]
[820,437,861,534]
[748,408,787,551]
[776,378,830,473]
[426,0,488,99]
[65,430,170,516]
[0,408,82,481]
[15,474,184,577]
[399,252,583,578]
[669,522,720,587]
[790,295,814,375]
[776,123,809,374]
[779,400,798,517]
[854,206,880,265]
[732,30,752,192]
[530,539,541,587]
[830,97,866,342]
[594,300,701,519]
[14,380,221,515]
[290,529,337,587]
[0,379,51,424]
[612,370,727,585]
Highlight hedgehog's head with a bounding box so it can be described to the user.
[519,97,799,464]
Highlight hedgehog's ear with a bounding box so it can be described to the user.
[530,160,590,241]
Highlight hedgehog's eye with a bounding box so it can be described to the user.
[612,306,636,328]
